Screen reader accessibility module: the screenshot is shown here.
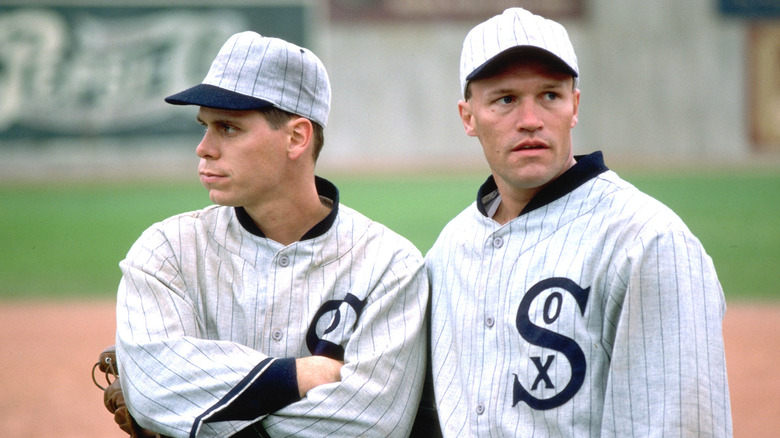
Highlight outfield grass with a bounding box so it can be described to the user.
[621,169,780,302]
[1,170,778,301]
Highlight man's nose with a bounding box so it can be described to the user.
[516,101,543,132]
[196,131,219,159]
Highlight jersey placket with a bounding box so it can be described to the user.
[264,247,301,358]
[472,227,511,434]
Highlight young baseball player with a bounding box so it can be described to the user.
[424,8,732,437]
[102,31,428,437]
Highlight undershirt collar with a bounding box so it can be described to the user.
[235,176,340,240]
[477,151,609,218]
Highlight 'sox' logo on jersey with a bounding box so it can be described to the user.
[306,293,366,361]
[513,277,590,410]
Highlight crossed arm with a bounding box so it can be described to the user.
[104,226,428,437]
[100,348,342,437]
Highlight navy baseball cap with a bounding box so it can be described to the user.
[165,31,331,127]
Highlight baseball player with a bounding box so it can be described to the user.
[424,8,732,437]
[100,31,428,437]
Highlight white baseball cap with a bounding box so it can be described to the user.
[460,8,579,97]
[166,31,331,127]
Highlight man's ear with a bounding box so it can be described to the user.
[458,100,478,137]
[287,117,313,161]
[570,88,580,129]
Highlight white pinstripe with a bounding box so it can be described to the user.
[201,31,330,126]
[459,8,579,95]
[116,179,427,437]
[427,153,732,437]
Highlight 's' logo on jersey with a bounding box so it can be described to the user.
[513,277,590,410]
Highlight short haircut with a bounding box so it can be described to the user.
[258,106,325,162]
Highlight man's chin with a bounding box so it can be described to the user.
[504,168,557,191]
[206,190,238,207]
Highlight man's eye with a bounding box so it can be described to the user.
[217,124,238,134]
[543,92,558,101]
[498,96,514,104]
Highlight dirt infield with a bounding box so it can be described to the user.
[0,300,777,437]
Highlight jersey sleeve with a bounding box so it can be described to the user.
[259,248,429,437]
[116,225,301,438]
[600,227,732,437]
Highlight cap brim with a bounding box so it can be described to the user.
[164,84,274,110]
[466,46,578,84]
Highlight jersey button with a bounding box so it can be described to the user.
[476,403,485,415]
[278,256,290,267]
[485,316,495,328]
[271,329,283,341]
[492,237,504,248]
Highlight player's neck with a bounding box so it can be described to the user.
[493,201,523,225]
[244,182,331,246]
[492,188,537,224]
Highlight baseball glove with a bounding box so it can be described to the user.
[94,345,169,438]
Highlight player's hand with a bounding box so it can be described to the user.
[104,378,135,435]
[295,355,344,397]
[98,345,167,438]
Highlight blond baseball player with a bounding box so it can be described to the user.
[106,32,427,437]
[425,8,732,437]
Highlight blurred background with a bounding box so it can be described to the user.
[2,0,779,179]
[1,1,779,436]
[2,0,779,299]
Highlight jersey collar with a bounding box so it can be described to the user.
[477,151,609,218]
[235,176,340,240]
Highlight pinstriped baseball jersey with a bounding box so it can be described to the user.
[426,152,732,437]
[116,177,428,437]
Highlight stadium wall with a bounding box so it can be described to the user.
[0,0,775,180]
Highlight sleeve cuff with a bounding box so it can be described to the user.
[197,357,301,426]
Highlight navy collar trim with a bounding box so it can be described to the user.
[476,151,609,217]
[235,176,340,240]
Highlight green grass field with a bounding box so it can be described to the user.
[2,169,778,301]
